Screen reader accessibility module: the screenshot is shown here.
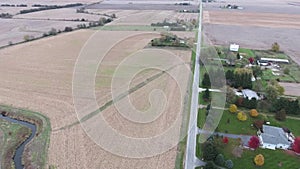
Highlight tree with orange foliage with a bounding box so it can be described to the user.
[250,109,259,117]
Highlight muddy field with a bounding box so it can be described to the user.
[0,29,191,168]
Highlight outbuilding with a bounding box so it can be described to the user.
[229,43,239,52]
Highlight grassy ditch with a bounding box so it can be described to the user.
[0,105,51,169]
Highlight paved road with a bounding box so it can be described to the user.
[184,1,204,169]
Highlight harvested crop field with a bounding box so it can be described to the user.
[0,18,87,47]
[87,0,199,11]
[14,8,103,22]
[0,29,192,168]
[0,0,99,6]
[279,82,300,97]
[87,9,198,26]
[203,10,300,29]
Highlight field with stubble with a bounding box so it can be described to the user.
[0,28,192,168]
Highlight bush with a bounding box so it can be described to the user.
[242,98,257,109]
[273,98,300,115]
[48,28,57,36]
[254,154,264,166]
[249,109,259,117]
[271,42,280,52]
[283,68,290,75]
[236,97,243,106]
[202,88,211,101]
[23,35,34,41]
[202,73,211,88]
[237,111,247,121]
[64,27,73,32]
[223,137,229,144]
[226,87,236,104]
[229,104,238,113]
[248,136,260,149]
[214,154,225,166]
[224,159,233,169]
[202,141,218,161]
[292,137,300,154]
[236,52,240,59]
[204,161,218,169]
[275,109,286,121]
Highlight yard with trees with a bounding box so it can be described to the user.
[198,45,300,169]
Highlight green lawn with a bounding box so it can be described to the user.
[262,69,296,82]
[266,116,300,136]
[217,110,258,135]
[282,62,300,83]
[197,108,207,128]
[239,48,255,58]
[254,50,289,59]
[219,138,300,169]
[217,109,300,137]
[196,134,202,160]
[198,92,210,105]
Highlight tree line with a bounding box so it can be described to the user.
[19,3,83,14]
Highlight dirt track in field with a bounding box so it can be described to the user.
[0,29,191,168]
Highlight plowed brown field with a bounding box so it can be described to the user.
[204,10,300,29]
[0,29,191,168]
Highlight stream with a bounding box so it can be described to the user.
[0,114,36,169]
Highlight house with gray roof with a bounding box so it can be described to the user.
[258,125,292,150]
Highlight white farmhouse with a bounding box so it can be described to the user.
[258,125,291,150]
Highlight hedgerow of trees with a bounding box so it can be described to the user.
[226,68,253,89]
[19,3,83,14]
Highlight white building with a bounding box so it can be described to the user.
[229,43,239,52]
[259,58,289,64]
[258,125,291,150]
[242,89,259,100]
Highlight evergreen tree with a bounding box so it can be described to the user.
[203,88,211,101]
[204,161,218,169]
[224,160,234,169]
[237,52,241,60]
[214,154,225,166]
[202,73,211,88]
[202,141,218,161]
[275,109,286,121]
